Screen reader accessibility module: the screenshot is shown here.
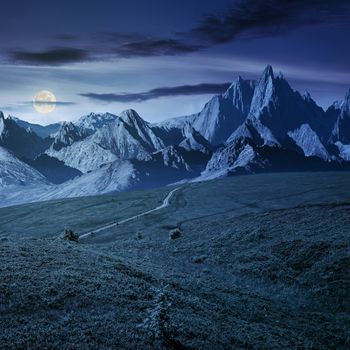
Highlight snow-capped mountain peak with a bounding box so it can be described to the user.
[119,109,165,151]
[52,122,87,151]
[342,88,350,114]
[120,109,146,125]
[288,124,330,161]
[192,75,255,146]
[263,64,274,78]
[0,112,6,137]
[223,76,256,115]
[249,65,276,117]
[330,89,350,144]
[303,91,312,101]
[74,112,118,135]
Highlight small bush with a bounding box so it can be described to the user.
[169,228,182,240]
[192,255,207,264]
[63,229,79,242]
[136,232,143,240]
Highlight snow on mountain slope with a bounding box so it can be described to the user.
[73,112,118,135]
[0,149,198,207]
[47,160,136,198]
[155,114,196,131]
[0,113,5,137]
[0,146,48,188]
[247,66,329,143]
[179,123,212,154]
[335,142,350,161]
[90,109,164,160]
[152,115,197,147]
[119,109,164,150]
[46,139,118,173]
[226,123,252,143]
[329,89,350,144]
[7,116,61,139]
[199,139,265,180]
[0,160,136,207]
[249,65,276,118]
[47,109,166,172]
[192,77,255,145]
[0,112,50,159]
[152,145,191,171]
[51,122,88,151]
[288,124,330,161]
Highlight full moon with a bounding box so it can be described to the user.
[33,90,56,114]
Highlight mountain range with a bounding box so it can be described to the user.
[1,65,349,206]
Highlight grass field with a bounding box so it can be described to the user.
[0,172,349,349]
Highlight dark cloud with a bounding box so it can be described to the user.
[32,101,76,106]
[79,82,231,102]
[99,1,349,58]
[8,47,89,66]
[114,38,204,58]
[101,32,148,43]
[1,101,77,112]
[189,0,350,44]
[6,1,349,65]
[99,32,203,57]
[16,101,76,107]
[50,34,78,41]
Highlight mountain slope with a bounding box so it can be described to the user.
[47,110,166,172]
[247,66,330,144]
[329,89,350,144]
[8,116,61,139]
[287,124,330,161]
[46,139,118,173]
[73,112,118,135]
[24,154,82,184]
[192,77,255,145]
[0,112,50,159]
[51,122,89,151]
[0,146,48,188]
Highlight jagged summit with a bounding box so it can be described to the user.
[262,64,274,79]
[223,76,255,116]
[249,65,277,118]
[342,88,350,113]
[0,114,49,159]
[52,122,87,151]
[0,112,6,137]
[191,74,256,145]
[120,109,148,127]
[74,112,118,135]
[303,91,312,101]
[330,88,350,144]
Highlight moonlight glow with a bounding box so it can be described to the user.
[33,90,56,114]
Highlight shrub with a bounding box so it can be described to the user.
[192,255,207,264]
[63,229,79,242]
[136,232,143,240]
[169,228,182,240]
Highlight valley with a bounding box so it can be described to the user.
[0,172,349,349]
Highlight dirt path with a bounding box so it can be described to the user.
[79,187,180,239]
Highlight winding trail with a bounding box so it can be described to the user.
[80,187,180,239]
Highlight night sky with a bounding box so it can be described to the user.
[0,0,349,124]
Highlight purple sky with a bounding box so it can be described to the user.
[0,0,349,125]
